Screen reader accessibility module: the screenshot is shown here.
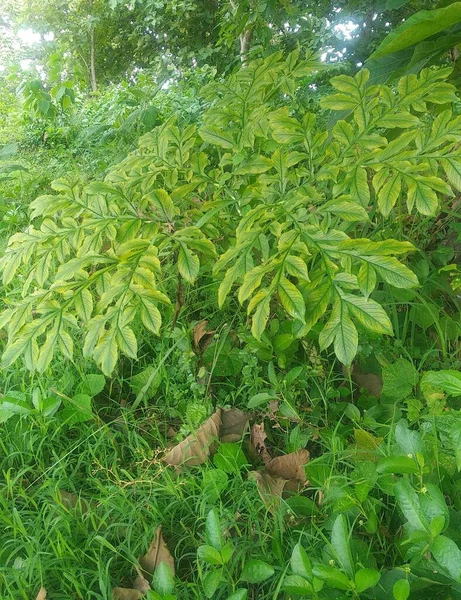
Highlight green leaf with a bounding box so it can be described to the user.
[85,181,117,195]
[369,3,461,59]
[61,394,93,425]
[235,155,273,175]
[450,421,461,472]
[203,568,223,598]
[239,265,267,304]
[140,299,162,335]
[406,179,439,216]
[303,279,332,333]
[178,246,200,283]
[321,199,369,222]
[285,256,310,281]
[349,167,370,207]
[382,359,418,402]
[206,508,223,551]
[363,256,419,289]
[341,293,393,336]
[376,112,420,129]
[331,515,354,577]
[149,189,177,221]
[248,392,278,409]
[395,420,423,456]
[377,456,419,474]
[431,536,461,582]
[93,330,118,377]
[117,326,137,359]
[225,590,247,600]
[129,366,162,400]
[393,579,410,600]
[278,277,305,322]
[199,124,235,148]
[290,543,312,579]
[376,172,402,217]
[355,568,381,593]
[240,559,275,584]
[394,479,428,532]
[197,545,223,565]
[334,313,358,367]
[251,293,271,340]
[421,370,461,397]
[78,374,105,397]
[357,263,376,299]
[312,565,351,590]
[268,108,305,144]
[152,562,175,596]
[282,575,313,595]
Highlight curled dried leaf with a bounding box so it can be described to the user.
[112,589,143,600]
[35,588,47,600]
[265,449,310,484]
[192,319,214,352]
[133,575,150,593]
[220,408,249,443]
[162,409,222,467]
[248,471,287,513]
[344,364,382,397]
[249,423,272,465]
[57,490,90,513]
[139,526,175,579]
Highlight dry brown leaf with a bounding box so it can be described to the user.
[133,575,150,593]
[112,589,143,600]
[35,588,47,600]
[192,319,214,351]
[344,364,382,397]
[265,400,279,421]
[248,471,287,513]
[139,526,175,579]
[162,409,222,467]
[220,408,249,443]
[57,490,90,513]
[249,423,272,465]
[265,449,310,484]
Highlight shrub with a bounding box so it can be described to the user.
[1,51,460,375]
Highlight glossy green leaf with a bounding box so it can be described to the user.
[431,535,461,581]
[240,559,275,584]
[355,568,381,593]
[331,515,354,577]
[206,508,223,551]
[393,579,410,600]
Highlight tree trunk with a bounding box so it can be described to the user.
[89,26,97,92]
[239,28,253,66]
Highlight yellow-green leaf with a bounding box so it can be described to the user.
[178,246,200,283]
[278,277,305,322]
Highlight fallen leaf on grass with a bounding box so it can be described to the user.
[57,490,90,513]
[112,589,143,600]
[35,588,47,600]
[265,449,310,483]
[133,575,150,593]
[220,408,249,442]
[112,527,174,599]
[248,471,287,513]
[162,409,222,466]
[139,526,175,579]
[344,364,382,397]
[249,423,272,465]
[192,319,214,352]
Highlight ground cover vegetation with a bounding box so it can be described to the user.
[1,1,461,599]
